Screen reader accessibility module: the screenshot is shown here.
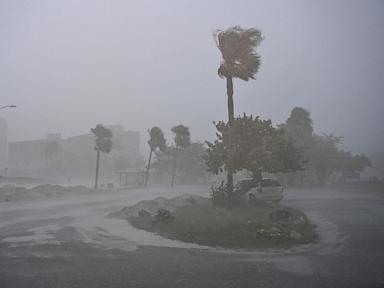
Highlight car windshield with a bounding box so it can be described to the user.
[261,179,281,187]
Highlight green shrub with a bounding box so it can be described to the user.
[210,181,248,207]
[128,201,317,249]
[154,208,175,223]
[210,181,227,206]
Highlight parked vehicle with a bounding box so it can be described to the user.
[238,178,284,202]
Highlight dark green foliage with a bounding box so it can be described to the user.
[285,107,313,140]
[148,126,166,152]
[210,181,250,207]
[205,114,303,178]
[210,181,227,206]
[91,124,113,189]
[280,107,313,153]
[308,134,343,183]
[336,150,371,181]
[310,136,371,184]
[128,202,317,248]
[281,107,372,185]
[145,126,167,186]
[91,124,113,153]
[171,125,191,148]
[214,26,263,81]
[154,208,175,223]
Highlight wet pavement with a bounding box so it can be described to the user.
[0,185,384,287]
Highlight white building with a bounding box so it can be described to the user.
[7,125,143,182]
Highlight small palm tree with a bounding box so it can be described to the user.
[171,125,191,187]
[91,124,113,189]
[145,126,167,186]
[214,26,263,207]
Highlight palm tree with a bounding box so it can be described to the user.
[214,26,263,207]
[91,124,113,189]
[171,125,191,187]
[145,126,166,186]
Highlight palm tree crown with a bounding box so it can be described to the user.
[171,125,191,148]
[91,124,113,153]
[214,26,263,81]
[148,126,167,152]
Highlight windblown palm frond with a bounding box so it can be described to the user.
[148,126,167,152]
[91,124,113,153]
[214,26,263,81]
[171,125,191,148]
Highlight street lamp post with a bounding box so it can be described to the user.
[0,105,16,110]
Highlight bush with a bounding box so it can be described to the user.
[210,181,248,207]
[127,199,318,249]
[154,208,175,223]
[210,181,227,206]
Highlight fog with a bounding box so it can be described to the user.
[1,2,384,285]
[1,0,384,154]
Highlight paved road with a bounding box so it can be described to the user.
[0,185,383,287]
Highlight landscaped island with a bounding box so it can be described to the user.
[123,195,317,249]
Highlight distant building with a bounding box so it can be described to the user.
[7,126,143,181]
[8,139,46,169]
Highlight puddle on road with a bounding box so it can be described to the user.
[0,187,346,275]
[0,211,210,254]
[1,224,61,245]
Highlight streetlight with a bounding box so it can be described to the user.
[0,105,16,110]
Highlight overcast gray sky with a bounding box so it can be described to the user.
[1,0,383,155]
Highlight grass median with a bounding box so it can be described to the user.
[127,198,317,249]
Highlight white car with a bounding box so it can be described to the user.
[239,178,284,202]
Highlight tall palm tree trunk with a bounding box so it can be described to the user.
[226,76,234,209]
[171,148,178,187]
[144,149,153,187]
[94,149,100,189]
[227,76,234,122]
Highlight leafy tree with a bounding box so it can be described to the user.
[307,134,342,184]
[304,133,369,185]
[282,107,313,147]
[205,114,303,186]
[145,126,166,186]
[91,124,113,189]
[336,150,371,182]
[170,125,191,186]
[214,26,263,206]
[279,107,314,185]
[281,107,372,185]
[308,138,371,185]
